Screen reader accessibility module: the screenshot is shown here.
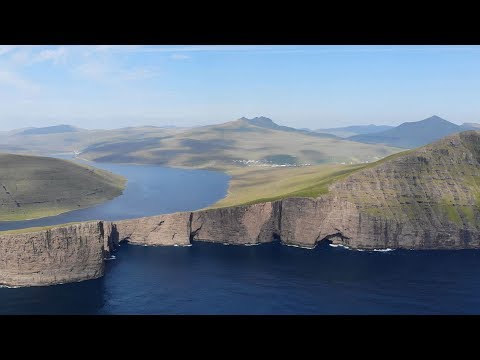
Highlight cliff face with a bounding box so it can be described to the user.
[0,221,108,287]
[326,131,480,249]
[114,213,191,246]
[191,201,281,244]
[2,131,480,287]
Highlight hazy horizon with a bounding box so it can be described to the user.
[0,114,469,132]
[1,45,480,131]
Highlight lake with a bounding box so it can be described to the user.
[0,158,230,231]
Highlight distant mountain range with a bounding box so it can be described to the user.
[316,124,394,138]
[80,116,400,168]
[237,117,338,138]
[2,115,480,165]
[348,116,480,148]
[18,125,83,135]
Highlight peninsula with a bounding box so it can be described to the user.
[0,154,126,221]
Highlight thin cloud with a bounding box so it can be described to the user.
[0,45,17,56]
[34,47,68,65]
[119,67,161,80]
[88,45,273,53]
[0,70,39,92]
[75,61,109,79]
[94,45,143,52]
[140,45,273,52]
[76,60,160,81]
[171,54,190,60]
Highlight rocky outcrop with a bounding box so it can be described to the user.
[2,131,480,287]
[0,221,108,287]
[190,201,281,244]
[114,213,191,246]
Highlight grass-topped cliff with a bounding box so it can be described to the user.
[213,130,480,228]
[211,163,367,207]
[0,154,126,221]
[331,130,480,228]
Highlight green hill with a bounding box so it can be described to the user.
[334,130,480,226]
[0,154,126,221]
[213,130,480,229]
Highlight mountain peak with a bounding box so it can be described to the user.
[247,116,276,127]
[421,115,450,123]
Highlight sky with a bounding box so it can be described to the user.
[1,45,480,131]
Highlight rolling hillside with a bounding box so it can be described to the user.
[81,117,402,168]
[0,126,181,155]
[0,154,126,221]
[18,125,82,135]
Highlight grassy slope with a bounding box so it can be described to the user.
[0,154,126,221]
[332,131,480,226]
[212,149,413,208]
[82,119,403,168]
[211,164,365,207]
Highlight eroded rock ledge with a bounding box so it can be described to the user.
[2,192,478,287]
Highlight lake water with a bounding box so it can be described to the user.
[2,157,480,314]
[0,158,230,231]
[2,241,480,314]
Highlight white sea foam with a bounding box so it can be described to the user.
[329,243,395,252]
[104,255,116,261]
[285,243,315,250]
[329,243,351,250]
[0,284,22,289]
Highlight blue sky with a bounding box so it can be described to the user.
[1,45,480,130]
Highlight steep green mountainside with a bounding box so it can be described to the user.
[0,154,126,221]
[349,115,462,148]
[81,117,401,168]
[332,130,480,227]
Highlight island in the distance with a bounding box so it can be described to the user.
[0,153,126,221]
[1,130,479,287]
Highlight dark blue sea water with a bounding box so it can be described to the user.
[2,241,480,314]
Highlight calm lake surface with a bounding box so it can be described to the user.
[0,157,230,231]
[1,156,480,314]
